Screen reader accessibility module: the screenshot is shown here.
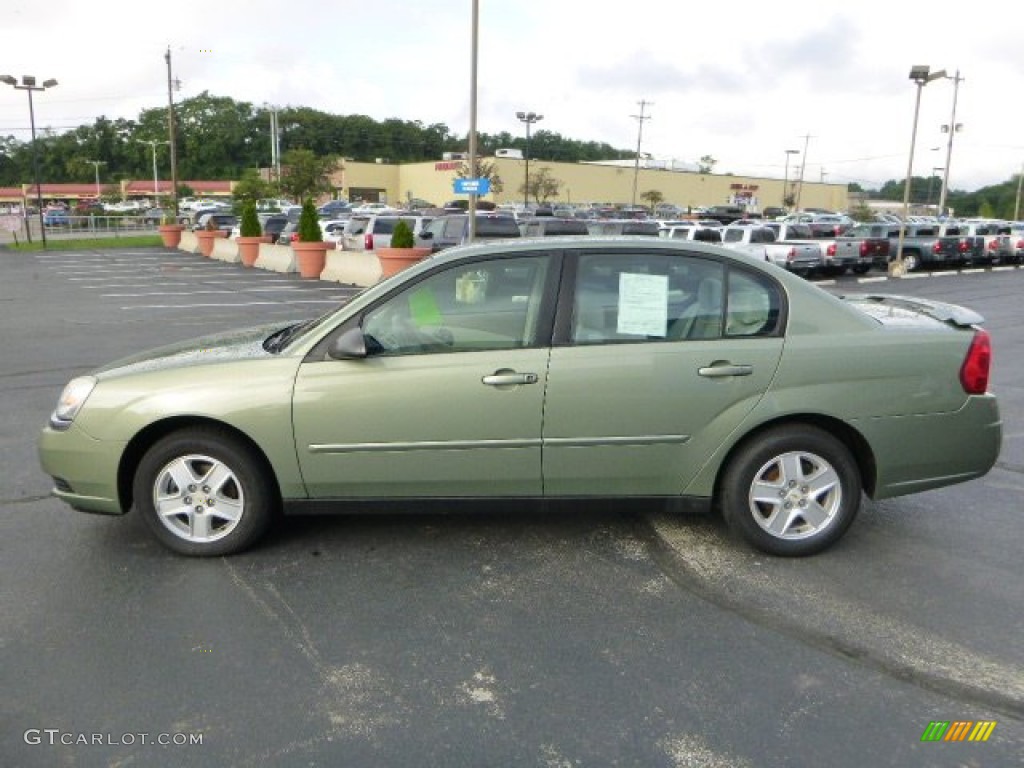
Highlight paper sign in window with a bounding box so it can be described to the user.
[617,273,668,337]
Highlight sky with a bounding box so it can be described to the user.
[2,0,1023,193]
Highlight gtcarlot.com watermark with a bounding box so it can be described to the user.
[24,729,203,747]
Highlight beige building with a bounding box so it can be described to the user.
[328,157,849,213]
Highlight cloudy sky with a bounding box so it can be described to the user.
[2,0,1022,192]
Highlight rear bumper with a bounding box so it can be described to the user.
[858,395,1002,499]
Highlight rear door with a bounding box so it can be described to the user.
[542,248,785,496]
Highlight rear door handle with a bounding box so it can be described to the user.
[482,371,539,386]
[698,363,753,378]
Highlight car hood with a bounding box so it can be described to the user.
[92,322,290,379]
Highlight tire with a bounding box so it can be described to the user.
[851,264,871,275]
[719,425,861,556]
[133,427,277,556]
[901,252,920,271]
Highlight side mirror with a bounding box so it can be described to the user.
[327,327,367,360]
[418,230,434,240]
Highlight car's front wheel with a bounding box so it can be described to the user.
[134,428,277,556]
[720,425,862,556]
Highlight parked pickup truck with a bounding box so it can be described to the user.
[844,224,962,272]
[720,224,823,276]
[762,222,880,276]
[942,221,1015,265]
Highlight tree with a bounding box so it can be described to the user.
[232,169,277,205]
[455,157,504,195]
[698,155,717,174]
[519,167,562,204]
[278,148,337,201]
[640,189,664,209]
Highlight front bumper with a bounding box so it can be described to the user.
[38,424,127,515]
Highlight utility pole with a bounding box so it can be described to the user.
[631,100,652,208]
[1015,162,1023,222]
[794,133,813,211]
[165,46,181,218]
[937,70,964,217]
[84,159,105,198]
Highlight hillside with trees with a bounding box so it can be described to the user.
[0,92,1019,218]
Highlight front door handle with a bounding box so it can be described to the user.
[698,362,753,378]
[482,371,538,386]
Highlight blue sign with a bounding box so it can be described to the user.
[453,178,491,195]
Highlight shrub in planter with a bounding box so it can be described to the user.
[391,218,415,248]
[293,197,328,278]
[237,201,264,267]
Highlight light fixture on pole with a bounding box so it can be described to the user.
[937,70,963,218]
[138,140,170,198]
[1,74,58,248]
[893,65,946,277]
[516,110,543,208]
[782,149,799,208]
[83,159,106,198]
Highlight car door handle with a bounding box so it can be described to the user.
[698,363,753,378]
[482,371,538,386]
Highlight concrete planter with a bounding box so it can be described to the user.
[196,229,227,257]
[293,240,330,279]
[376,246,432,278]
[157,224,185,248]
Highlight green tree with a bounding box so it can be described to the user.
[519,167,562,204]
[239,200,261,237]
[640,189,664,209]
[279,148,336,202]
[456,157,504,195]
[698,155,717,174]
[232,170,277,205]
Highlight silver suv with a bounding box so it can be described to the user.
[340,215,430,251]
[416,213,522,252]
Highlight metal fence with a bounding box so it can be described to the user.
[5,215,162,244]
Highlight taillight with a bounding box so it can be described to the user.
[958,239,970,253]
[786,247,797,263]
[932,242,943,254]
[859,242,868,257]
[365,233,374,250]
[960,330,991,394]
[826,243,836,257]
[987,240,998,252]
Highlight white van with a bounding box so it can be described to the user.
[495,148,524,159]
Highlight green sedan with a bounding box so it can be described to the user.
[38,237,1001,557]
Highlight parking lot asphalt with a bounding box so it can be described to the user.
[2,246,1022,766]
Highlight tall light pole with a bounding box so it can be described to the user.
[926,167,944,210]
[1015,162,1024,222]
[1,74,58,247]
[83,159,105,198]
[782,149,799,208]
[937,70,963,218]
[794,134,813,211]
[893,65,947,276]
[630,100,652,208]
[138,140,169,198]
[516,110,543,208]
[165,47,181,218]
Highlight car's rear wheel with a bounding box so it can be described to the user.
[851,264,871,275]
[720,425,861,556]
[134,428,276,556]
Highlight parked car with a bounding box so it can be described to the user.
[42,209,70,226]
[142,207,167,225]
[518,218,590,237]
[38,237,1001,558]
[351,202,398,214]
[260,214,290,244]
[659,225,723,243]
[318,200,353,218]
[341,215,431,251]
[192,213,238,233]
[585,220,661,236]
[416,213,521,252]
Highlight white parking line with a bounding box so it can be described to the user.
[856,276,889,283]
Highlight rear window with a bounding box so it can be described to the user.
[620,222,659,236]
[477,217,521,237]
[540,220,588,235]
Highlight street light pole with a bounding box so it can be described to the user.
[630,100,652,208]
[926,167,944,209]
[937,70,963,217]
[84,159,105,198]
[1,74,58,247]
[138,140,170,198]
[893,65,947,277]
[782,149,799,208]
[516,110,543,208]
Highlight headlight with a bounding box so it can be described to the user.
[50,376,97,429]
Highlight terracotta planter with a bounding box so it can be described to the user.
[196,229,227,257]
[236,235,268,267]
[158,224,185,248]
[376,246,431,278]
[293,240,330,278]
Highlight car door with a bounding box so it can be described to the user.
[292,252,557,498]
[542,249,785,496]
